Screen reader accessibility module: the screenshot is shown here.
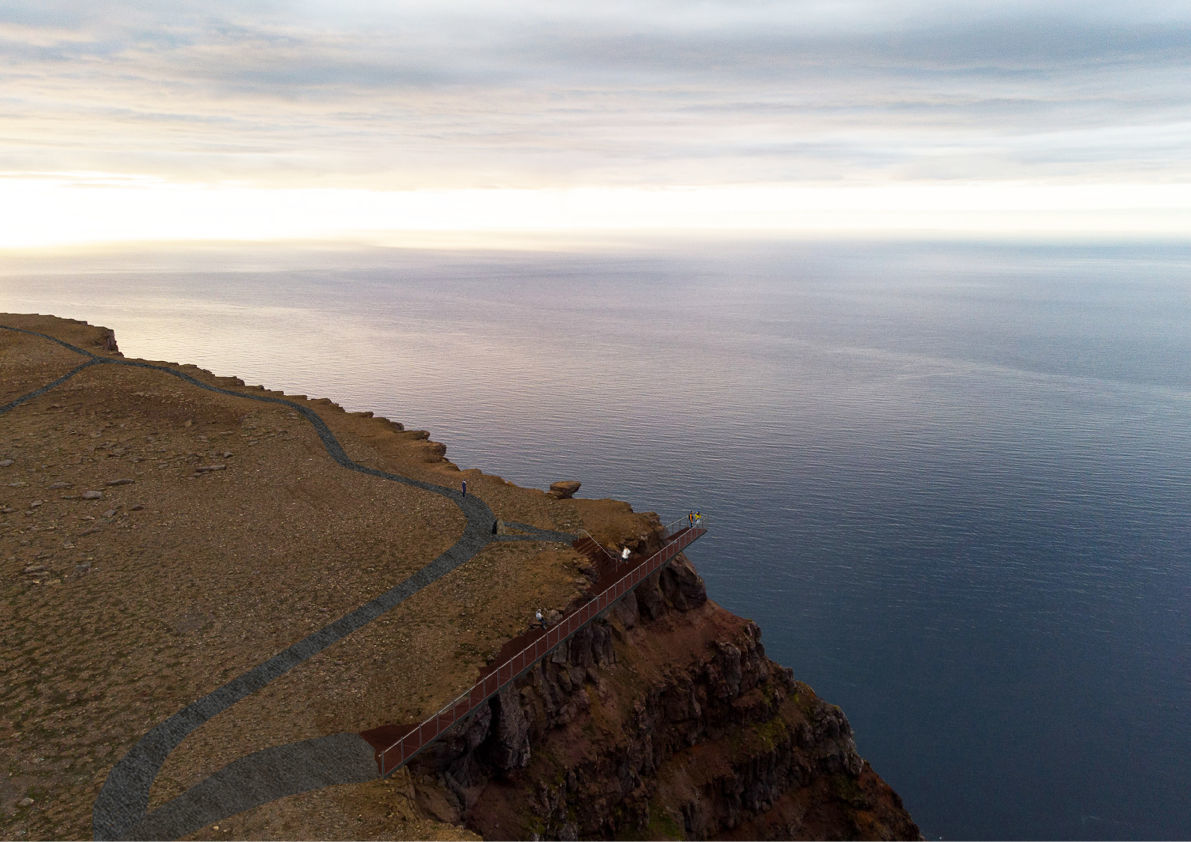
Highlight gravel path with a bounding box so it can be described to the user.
[0,324,575,841]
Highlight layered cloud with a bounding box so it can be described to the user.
[1,1,1188,241]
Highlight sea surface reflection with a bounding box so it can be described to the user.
[4,238,1190,839]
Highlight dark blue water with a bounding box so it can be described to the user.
[4,238,1189,839]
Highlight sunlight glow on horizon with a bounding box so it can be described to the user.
[4,2,1189,250]
[3,176,1188,250]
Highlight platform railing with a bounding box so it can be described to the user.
[574,528,619,563]
[663,512,707,538]
[377,524,706,776]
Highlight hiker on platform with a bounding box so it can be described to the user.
[622,547,631,562]
[536,608,547,630]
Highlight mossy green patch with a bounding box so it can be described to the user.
[830,771,867,808]
[618,801,683,841]
[755,714,790,752]
[644,805,684,840]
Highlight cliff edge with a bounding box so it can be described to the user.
[405,545,919,840]
[1,314,918,840]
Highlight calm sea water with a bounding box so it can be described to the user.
[3,238,1189,840]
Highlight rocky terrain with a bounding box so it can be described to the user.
[405,551,919,840]
[1,314,918,840]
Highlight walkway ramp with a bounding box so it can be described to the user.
[368,524,707,776]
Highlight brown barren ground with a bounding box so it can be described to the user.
[0,314,660,840]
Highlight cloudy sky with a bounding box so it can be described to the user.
[2,0,1189,246]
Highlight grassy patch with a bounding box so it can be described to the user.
[830,772,867,808]
[645,805,684,840]
[755,714,790,753]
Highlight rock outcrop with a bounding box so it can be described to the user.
[406,551,920,840]
[547,481,581,499]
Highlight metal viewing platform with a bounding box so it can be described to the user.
[374,523,707,777]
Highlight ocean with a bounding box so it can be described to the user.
[3,237,1189,839]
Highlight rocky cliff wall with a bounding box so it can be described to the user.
[405,551,920,840]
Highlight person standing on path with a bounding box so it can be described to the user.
[535,608,547,630]
[688,511,694,527]
[461,480,467,497]
[621,547,631,562]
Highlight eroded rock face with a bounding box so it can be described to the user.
[408,551,920,840]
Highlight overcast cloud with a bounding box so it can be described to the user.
[1,0,1188,192]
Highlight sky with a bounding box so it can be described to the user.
[1,0,1189,247]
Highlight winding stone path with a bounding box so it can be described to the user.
[0,324,576,840]
[125,733,379,840]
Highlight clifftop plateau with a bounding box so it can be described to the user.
[1,313,918,840]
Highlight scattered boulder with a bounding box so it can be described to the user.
[105,478,134,486]
[548,481,581,500]
[0,458,13,468]
[81,490,103,500]
[195,464,226,473]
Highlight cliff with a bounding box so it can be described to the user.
[405,544,919,840]
[1,314,918,840]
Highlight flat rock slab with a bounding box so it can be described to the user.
[548,481,581,499]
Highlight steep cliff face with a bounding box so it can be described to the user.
[406,553,920,840]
